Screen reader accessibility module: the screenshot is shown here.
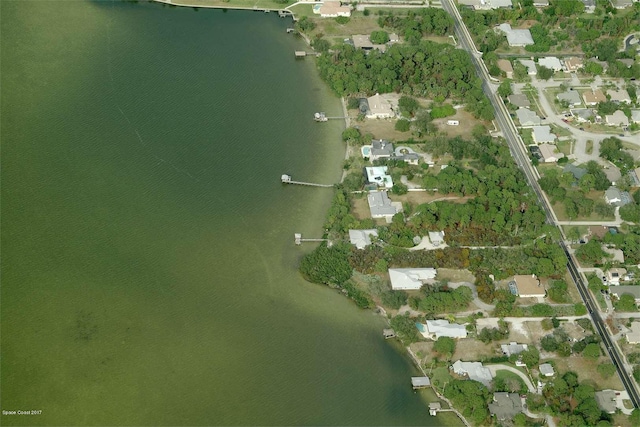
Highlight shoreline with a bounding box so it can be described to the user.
[149,4,470,425]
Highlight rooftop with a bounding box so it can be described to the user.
[538,144,560,162]
[451,360,494,386]
[532,125,556,143]
[348,229,378,250]
[583,89,606,105]
[557,90,582,106]
[423,319,468,339]
[498,24,534,46]
[508,94,531,108]
[501,342,528,356]
[539,363,555,376]
[538,56,562,71]
[608,89,631,103]
[497,59,513,74]
[488,392,523,420]
[627,321,640,344]
[365,166,393,189]
[605,110,629,127]
[367,191,397,218]
[516,108,540,126]
[610,286,640,300]
[595,390,617,414]
[514,274,544,297]
[388,268,437,290]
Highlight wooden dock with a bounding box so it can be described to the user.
[294,233,330,246]
[281,174,333,188]
[294,51,321,58]
[383,329,396,339]
[411,376,431,390]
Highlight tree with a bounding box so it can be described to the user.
[299,243,353,286]
[398,96,420,117]
[520,347,540,368]
[498,79,513,98]
[575,239,607,265]
[395,119,410,132]
[342,127,361,144]
[537,65,554,80]
[370,30,389,44]
[583,343,601,359]
[615,294,638,312]
[381,291,408,309]
[433,336,456,358]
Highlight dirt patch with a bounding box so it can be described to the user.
[453,339,497,361]
[552,357,624,390]
[431,109,487,138]
[351,196,370,220]
[391,192,468,206]
[437,268,476,283]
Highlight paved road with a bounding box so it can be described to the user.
[440,0,640,409]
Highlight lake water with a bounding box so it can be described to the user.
[1,2,459,425]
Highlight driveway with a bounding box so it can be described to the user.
[485,364,537,393]
[447,282,495,311]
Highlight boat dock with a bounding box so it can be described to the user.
[294,51,321,58]
[294,233,330,246]
[281,174,333,188]
[411,376,431,390]
[383,329,396,339]
[314,112,346,122]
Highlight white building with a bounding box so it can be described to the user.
[501,342,528,357]
[365,166,393,189]
[539,363,555,377]
[538,56,562,72]
[538,143,561,163]
[388,268,437,290]
[605,110,629,127]
[519,59,537,75]
[419,319,468,340]
[348,229,378,250]
[516,108,541,127]
[451,361,494,386]
[608,89,632,104]
[366,93,394,119]
[532,125,556,144]
[428,231,445,246]
[498,24,534,47]
[317,1,351,18]
[626,321,640,344]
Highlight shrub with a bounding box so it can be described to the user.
[395,119,411,132]
[381,290,408,309]
[597,363,616,378]
[430,104,456,119]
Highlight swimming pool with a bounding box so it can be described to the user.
[313,4,322,13]
[361,146,371,157]
[415,323,426,333]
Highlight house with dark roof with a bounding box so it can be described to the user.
[508,94,531,108]
[488,393,523,421]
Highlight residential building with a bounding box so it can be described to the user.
[538,56,562,72]
[497,59,513,78]
[607,268,627,285]
[501,342,528,357]
[490,0,514,7]
[392,146,420,165]
[563,163,587,180]
[366,93,394,119]
[605,110,629,127]
[631,110,640,124]
[539,363,555,377]
[513,274,545,297]
[388,33,400,44]
[532,125,556,144]
[451,361,494,386]
[488,393,523,421]
[428,231,445,246]
[348,229,378,250]
[388,268,437,290]
[610,0,633,9]
[564,56,584,72]
[580,0,596,13]
[516,108,541,127]
[352,35,373,50]
[369,139,394,161]
[583,89,606,106]
[570,108,594,122]
[539,143,561,163]
[419,319,467,340]
[557,90,582,107]
[365,166,393,189]
[626,321,640,344]
[608,89,632,104]
[603,165,622,185]
[318,1,351,18]
[609,286,640,304]
[604,186,630,206]
[508,94,531,108]
[498,24,534,47]
[367,191,398,219]
[632,167,640,186]
[458,0,513,9]
[519,59,537,75]
[595,390,617,414]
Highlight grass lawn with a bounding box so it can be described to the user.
[586,140,593,155]
[287,3,313,18]
[550,123,573,138]
[552,356,624,390]
[429,366,454,391]
[556,139,573,156]
[493,369,528,394]
[521,128,534,145]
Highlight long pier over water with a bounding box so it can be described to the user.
[281,174,333,188]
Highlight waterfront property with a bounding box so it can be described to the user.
[367,191,399,219]
[366,93,394,119]
[348,229,378,250]
[488,392,523,421]
[368,139,394,161]
[418,319,468,340]
[316,1,351,18]
[513,274,545,297]
[365,166,393,189]
[450,361,494,386]
[388,268,437,290]
[411,376,431,389]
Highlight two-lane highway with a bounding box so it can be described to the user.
[440,0,640,408]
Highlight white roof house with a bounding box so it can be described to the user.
[428,231,445,246]
[539,363,555,377]
[605,110,629,127]
[388,268,437,290]
[366,93,394,119]
[519,59,537,75]
[608,89,632,104]
[538,144,561,163]
[367,191,398,219]
[499,24,534,47]
[538,56,562,72]
[348,229,378,250]
[580,0,596,13]
[451,361,494,386]
[631,110,640,124]
[607,268,627,285]
[626,321,640,344]
[365,166,393,189]
[420,319,468,340]
[516,108,541,127]
[532,125,556,144]
[317,1,351,18]
[501,342,528,357]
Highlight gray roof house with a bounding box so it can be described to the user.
[595,390,617,414]
[608,89,632,104]
[499,24,534,47]
[557,90,582,107]
[501,342,528,356]
[451,361,494,387]
[532,125,556,144]
[370,139,394,160]
[563,164,587,180]
[488,392,523,421]
[571,108,594,122]
[508,94,530,107]
[631,110,640,124]
[519,59,537,75]
[367,191,398,218]
[610,0,633,9]
[605,186,631,206]
[516,108,541,127]
[609,286,640,303]
[539,363,555,377]
[348,229,378,250]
